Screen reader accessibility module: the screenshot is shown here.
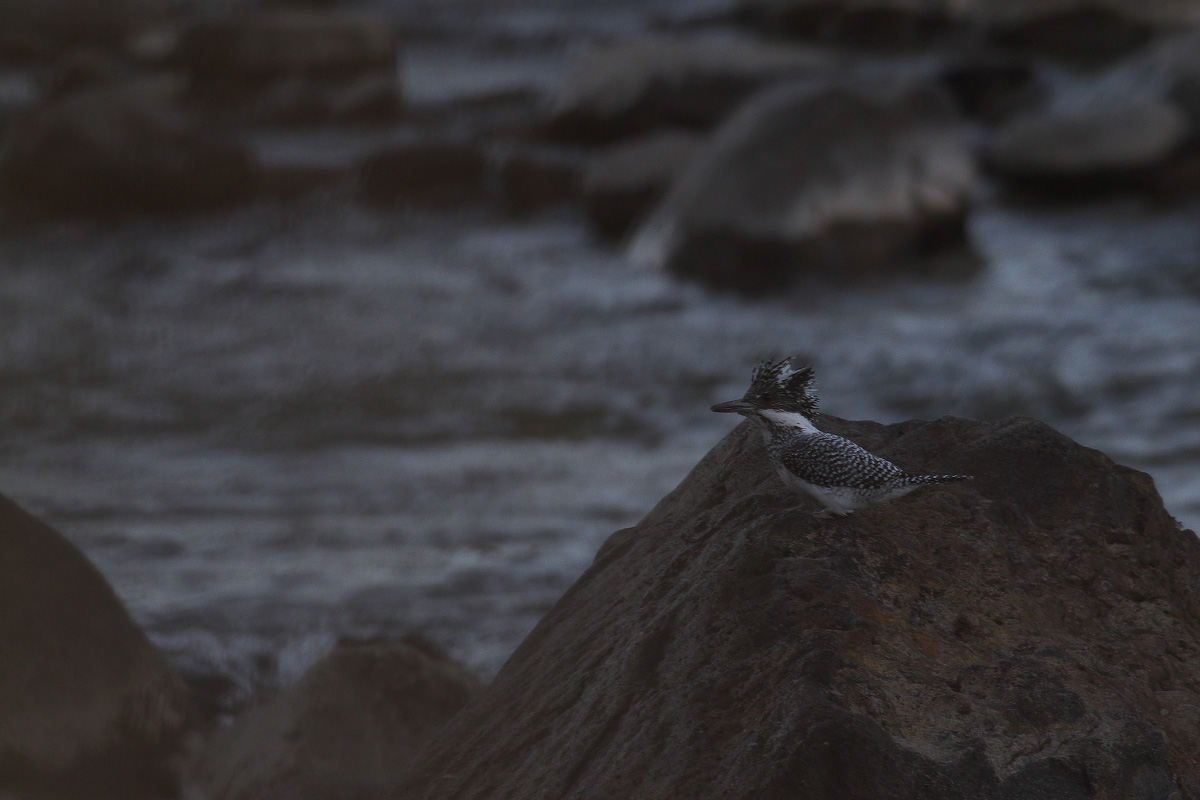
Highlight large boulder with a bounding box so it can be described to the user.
[394,415,1200,799]
[0,78,255,218]
[630,78,977,294]
[544,35,836,142]
[0,492,189,800]
[989,98,1189,195]
[583,129,705,241]
[184,638,480,800]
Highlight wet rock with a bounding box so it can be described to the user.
[358,142,490,209]
[989,99,1189,196]
[395,415,1200,799]
[583,129,705,241]
[184,638,480,800]
[0,78,256,218]
[251,70,400,125]
[0,0,165,50]
[41,47,130,99]
[545,35,836,143]
[630,77,977,294]
[1148,147,1200,201]
[737,0,957,49]
[182,11,398,98]
[496,146,582,215]
[0,492,189,800]
[1140,30,1200,132]
[972,0,1200,66]
[938,50,1041,124]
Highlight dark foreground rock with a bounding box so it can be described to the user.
[0,78,255,218]
[184,638,480,800]
[0,492,189,800]
[631,78,977,293]
[395,415,1200,799]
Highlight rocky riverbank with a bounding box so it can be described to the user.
[4,0,1200,796]
[4,0,1200,286]
[9,411,1199,798]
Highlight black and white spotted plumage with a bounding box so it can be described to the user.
[712,359,971,516]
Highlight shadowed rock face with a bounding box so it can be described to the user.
[395,415,1200,800]
[0,493,189,800]
[185,638,481,800]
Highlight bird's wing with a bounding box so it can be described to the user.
[776,432,905,489]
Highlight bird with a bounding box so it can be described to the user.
[711,358,971,517]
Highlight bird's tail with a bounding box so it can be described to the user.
[905,474,973,486]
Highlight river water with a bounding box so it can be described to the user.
[2,0,1199,711]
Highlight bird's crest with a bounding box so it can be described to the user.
[746,358,818,417]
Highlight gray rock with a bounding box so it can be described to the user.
[631,78,977,293]
[990,98,1188,189]
[0,78,256,218]
[583,129,705,241]
[545,35,836,142]
[0,492,189,800]
[394,414,1200,799]
[184,639,479,800]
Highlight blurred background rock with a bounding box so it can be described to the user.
[2,0,1200,793]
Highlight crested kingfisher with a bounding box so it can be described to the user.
[712,359,971,517]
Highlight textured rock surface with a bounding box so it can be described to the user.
[583,129,704,241]
[0,78,254,218]
[185,638,480,800]
[630,78,976,293]
[0,492,189,800]
[545,35,835,142]
[395,414,1200,800]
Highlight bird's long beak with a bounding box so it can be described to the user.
[711,399,755,414]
